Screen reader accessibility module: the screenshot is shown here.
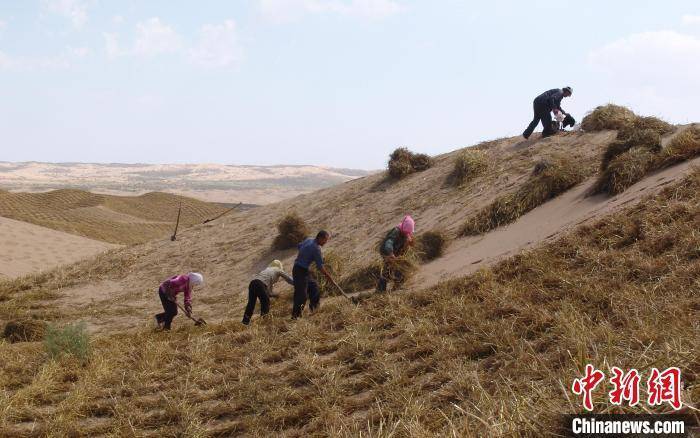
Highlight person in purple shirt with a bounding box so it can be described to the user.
[291,230,338,319]
[155,272,204,330]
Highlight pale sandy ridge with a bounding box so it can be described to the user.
[0,216,117,278]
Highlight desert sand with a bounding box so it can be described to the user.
[0,215,116,279]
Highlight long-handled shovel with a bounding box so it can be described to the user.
[169,299,206,326]
[332,281,353,302]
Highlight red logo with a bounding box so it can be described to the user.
[572,366,682,411]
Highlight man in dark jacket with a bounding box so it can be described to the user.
[523,86,573,139]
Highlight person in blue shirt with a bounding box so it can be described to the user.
[291,230,338,318]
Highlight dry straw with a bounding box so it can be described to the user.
[450,150,488,186]
[416,230,448,261]
[3,319,46,343]
[462,158,584,235]
[272,213,309,250]
[387,147,433,179]
[593,148,654,196]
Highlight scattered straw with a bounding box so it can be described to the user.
[593,147,653,196]
[416,231,448,261]
[272,213,309,250]
[3,319,46,343]
[450,150,488,186]
[462,157,584,235]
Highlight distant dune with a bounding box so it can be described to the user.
[0,189,227,246]
[0,215,116,279]
[0,162,373,204]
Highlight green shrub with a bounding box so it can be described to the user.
[44,322,90,361]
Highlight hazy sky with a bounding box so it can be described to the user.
[1,1,699,169]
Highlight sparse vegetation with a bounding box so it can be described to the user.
[387,147,433,179]
[593,148,654,196]
[653,126,700,169]
[2,169,698,435]
[44,322,90,362]
[3,319,46,343]
[462,157,585,235]
[272,213,309,250]
[581,104,637,132]
[594,126,700,196]
[601,129,661,170]
[450,150,488,186]
[416,230,448,261]
[338,261,382,293]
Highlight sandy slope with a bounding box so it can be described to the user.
[416,125,699,287]
[11,125,697,334]
[0,216,116,279]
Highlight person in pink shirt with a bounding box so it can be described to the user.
[155,272,204,330]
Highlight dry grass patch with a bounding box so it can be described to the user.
[653,126,700,169]
[449,149,488,186]
[272,213,309,250]
[601,129,661,170]
[3,319,46,343]
[594,126,699,196]
[415,230,448,261]
[593,148,654,196]
[387,147,433,179]
[581,104,637,132]
[462,157,585,235]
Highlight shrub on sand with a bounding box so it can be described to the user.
[44,322,90,361]
[593,147,654,196]
[653,127,700,169]
[387,147,433,179]
[462,157,584,235]
[451,150,488,185]
[416,230,448,261]
[3,319,46,343]
[410,153,433,172]
[601,129,661,170]
[633,116,674,135]
[581,104,637,132]
[272,213,309,250]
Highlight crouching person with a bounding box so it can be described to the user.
[155,272,204,330]
[242,260,293,325]
[377,215,415,292]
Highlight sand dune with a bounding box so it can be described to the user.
[0,216,116,279]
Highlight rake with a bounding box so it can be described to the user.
[169,299,206,326]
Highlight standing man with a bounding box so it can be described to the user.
[291,230,338,319]
[523,86,573,139]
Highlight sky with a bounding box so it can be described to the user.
[0,0,699,169]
